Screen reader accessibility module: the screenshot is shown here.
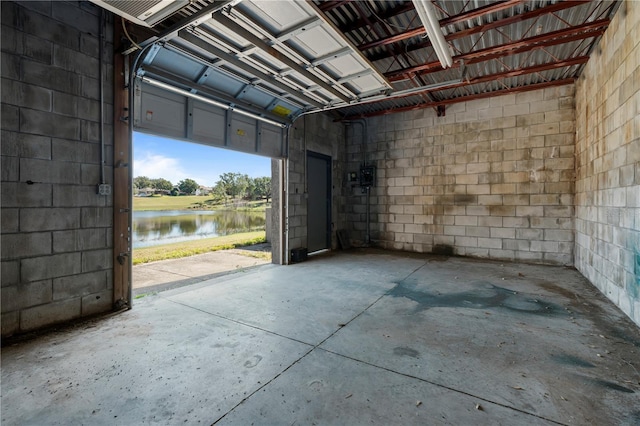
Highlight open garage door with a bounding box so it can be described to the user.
[134,81,286,159]
[125,0,391,120]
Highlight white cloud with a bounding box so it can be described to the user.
[134,152,211,186]
[134,152,181,181]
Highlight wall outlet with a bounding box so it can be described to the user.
[98,184,112,196]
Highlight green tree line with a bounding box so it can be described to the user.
[133,173,271,202]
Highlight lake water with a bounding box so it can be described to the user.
[133,210,265,248]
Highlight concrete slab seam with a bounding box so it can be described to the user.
[210,276,407,424]
[160,296,314,347]
[316,348,566,426]
[210,258,444,423]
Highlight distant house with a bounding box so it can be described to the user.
[196,186,213,196]
[137,187,171,197]
[136,187,155,197]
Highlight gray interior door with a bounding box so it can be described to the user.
[307,152,331,253]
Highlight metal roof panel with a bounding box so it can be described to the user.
[105,0,620,120]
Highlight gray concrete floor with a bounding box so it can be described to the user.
[2,249,640,425]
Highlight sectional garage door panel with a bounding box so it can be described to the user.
[137,84,187,140]
[135,82,286,158]
[192,104,226,147]
[260,124,285,158]
[230,115,257,153]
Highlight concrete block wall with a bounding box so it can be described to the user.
[287,113,344,256]
[575,0,640,326]
[342,122,378,244]
[345,86,576,265]
[1,1,115,336]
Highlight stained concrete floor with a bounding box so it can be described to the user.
[2,249,640,425]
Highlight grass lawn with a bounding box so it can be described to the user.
[133,231,268,265]
[133,195,270,211]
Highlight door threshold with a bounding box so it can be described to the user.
[308,248,330,256]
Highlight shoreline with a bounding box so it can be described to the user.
[133,231,268,265]
[133,194,271,212]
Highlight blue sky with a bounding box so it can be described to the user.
[133,132,272,187]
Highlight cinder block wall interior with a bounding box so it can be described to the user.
[1,0,638,337]
[345,86,576,266]
[1,1,115,336]
[574,0,639,322]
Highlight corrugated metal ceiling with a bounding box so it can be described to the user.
[104,0,621,121]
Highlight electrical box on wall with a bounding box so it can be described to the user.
[348,171,359,183]
[360,165,376,187]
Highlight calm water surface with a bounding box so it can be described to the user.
[133,210,265,248]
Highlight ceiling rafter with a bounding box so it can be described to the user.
[358,0,523,51]
[449,55,588,88]
[385,19,609,81]
[366,0,591,63]
[324,56,588,112]
[341,78,576,120]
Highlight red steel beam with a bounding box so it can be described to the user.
[388,28,604,82]
[440,0,525,25]
[328,57,588,111]
[358,27,424,52]
[341,78,576,120]
[463,55,589,82]
[385,19,608,81]
[358,0,523,51]
[402,56,588,102]
[367,0,591,62]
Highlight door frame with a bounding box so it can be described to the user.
[306,151,332,253]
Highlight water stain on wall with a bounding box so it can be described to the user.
[632,249,640,299]
[431,244,454,256]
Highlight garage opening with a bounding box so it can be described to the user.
[109,27,296,305]
[131,131,277,295]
